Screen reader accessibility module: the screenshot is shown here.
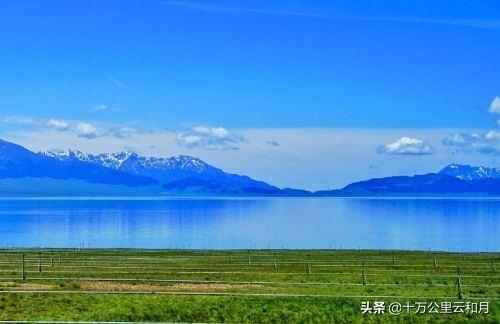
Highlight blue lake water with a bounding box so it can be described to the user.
[0,197,498,252]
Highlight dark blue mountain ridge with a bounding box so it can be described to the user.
[345,173,499,194]
[317,166,500,196]
[161,177,285,195]
[0,139,157,187]
[41,149,282,193]
[0,139,310,195]
[1,139,499,196]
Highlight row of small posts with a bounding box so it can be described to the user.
[17,250,496,301]
[226,251,495,301]
[212,251,496,276]
[20,251,70,280]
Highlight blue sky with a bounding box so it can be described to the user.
[0,1,499,189]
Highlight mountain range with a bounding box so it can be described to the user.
[0,139,305,196]
[41,150,282,194]
[0,139,499,196]
[317,164,500,196]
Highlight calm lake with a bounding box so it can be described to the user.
[0,197,498,252]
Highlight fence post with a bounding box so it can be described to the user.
[433,257,437,269]
[51,251,54,267]
[362,268,367,285]
[493,259,496,272]
[247,250,251,267]
[307,254,312,275]
[273,252,277,269]
[456,275,463,300]
[21,253,26,280]
[38,251,42,273]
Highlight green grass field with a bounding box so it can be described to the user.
[0,249,498,323]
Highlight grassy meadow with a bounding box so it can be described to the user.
[0,248,497,323]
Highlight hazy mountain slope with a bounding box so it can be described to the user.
[0,140,157,187]
[316,166,500,196]
[42,150,279,192]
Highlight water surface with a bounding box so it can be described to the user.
[0,197,498,251]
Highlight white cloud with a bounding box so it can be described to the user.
[1,116,38,126]
[3,116,69,132]
[377,136,436,155]
[111,127,140,139]
[75,123,101,139]
[443,131,500,156]
[45,119,69,131]
[176,126,247,150]
[91,104,108,112]
[109,76,126,88]
[1,115,143,140]
[436,97,500,154]
[489,96,500,115]
[91,104,121,113]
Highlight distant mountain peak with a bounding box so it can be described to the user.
[36,146,284,193]
[169,154,208,170]
[41,150,205,169]
[0,140,157,187]
[3,138,500,196]
[42,149,90,161]
[98,152,138,169]
[33,144,287,194]
[439,164,500,180]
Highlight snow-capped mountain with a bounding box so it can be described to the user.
[2,139,499,197]
[439,164,500,180]
[0,139,288,195]
[315,163,500,196]
[0,140,156,187]
[42,150,208,173]
[40,149,279,192]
